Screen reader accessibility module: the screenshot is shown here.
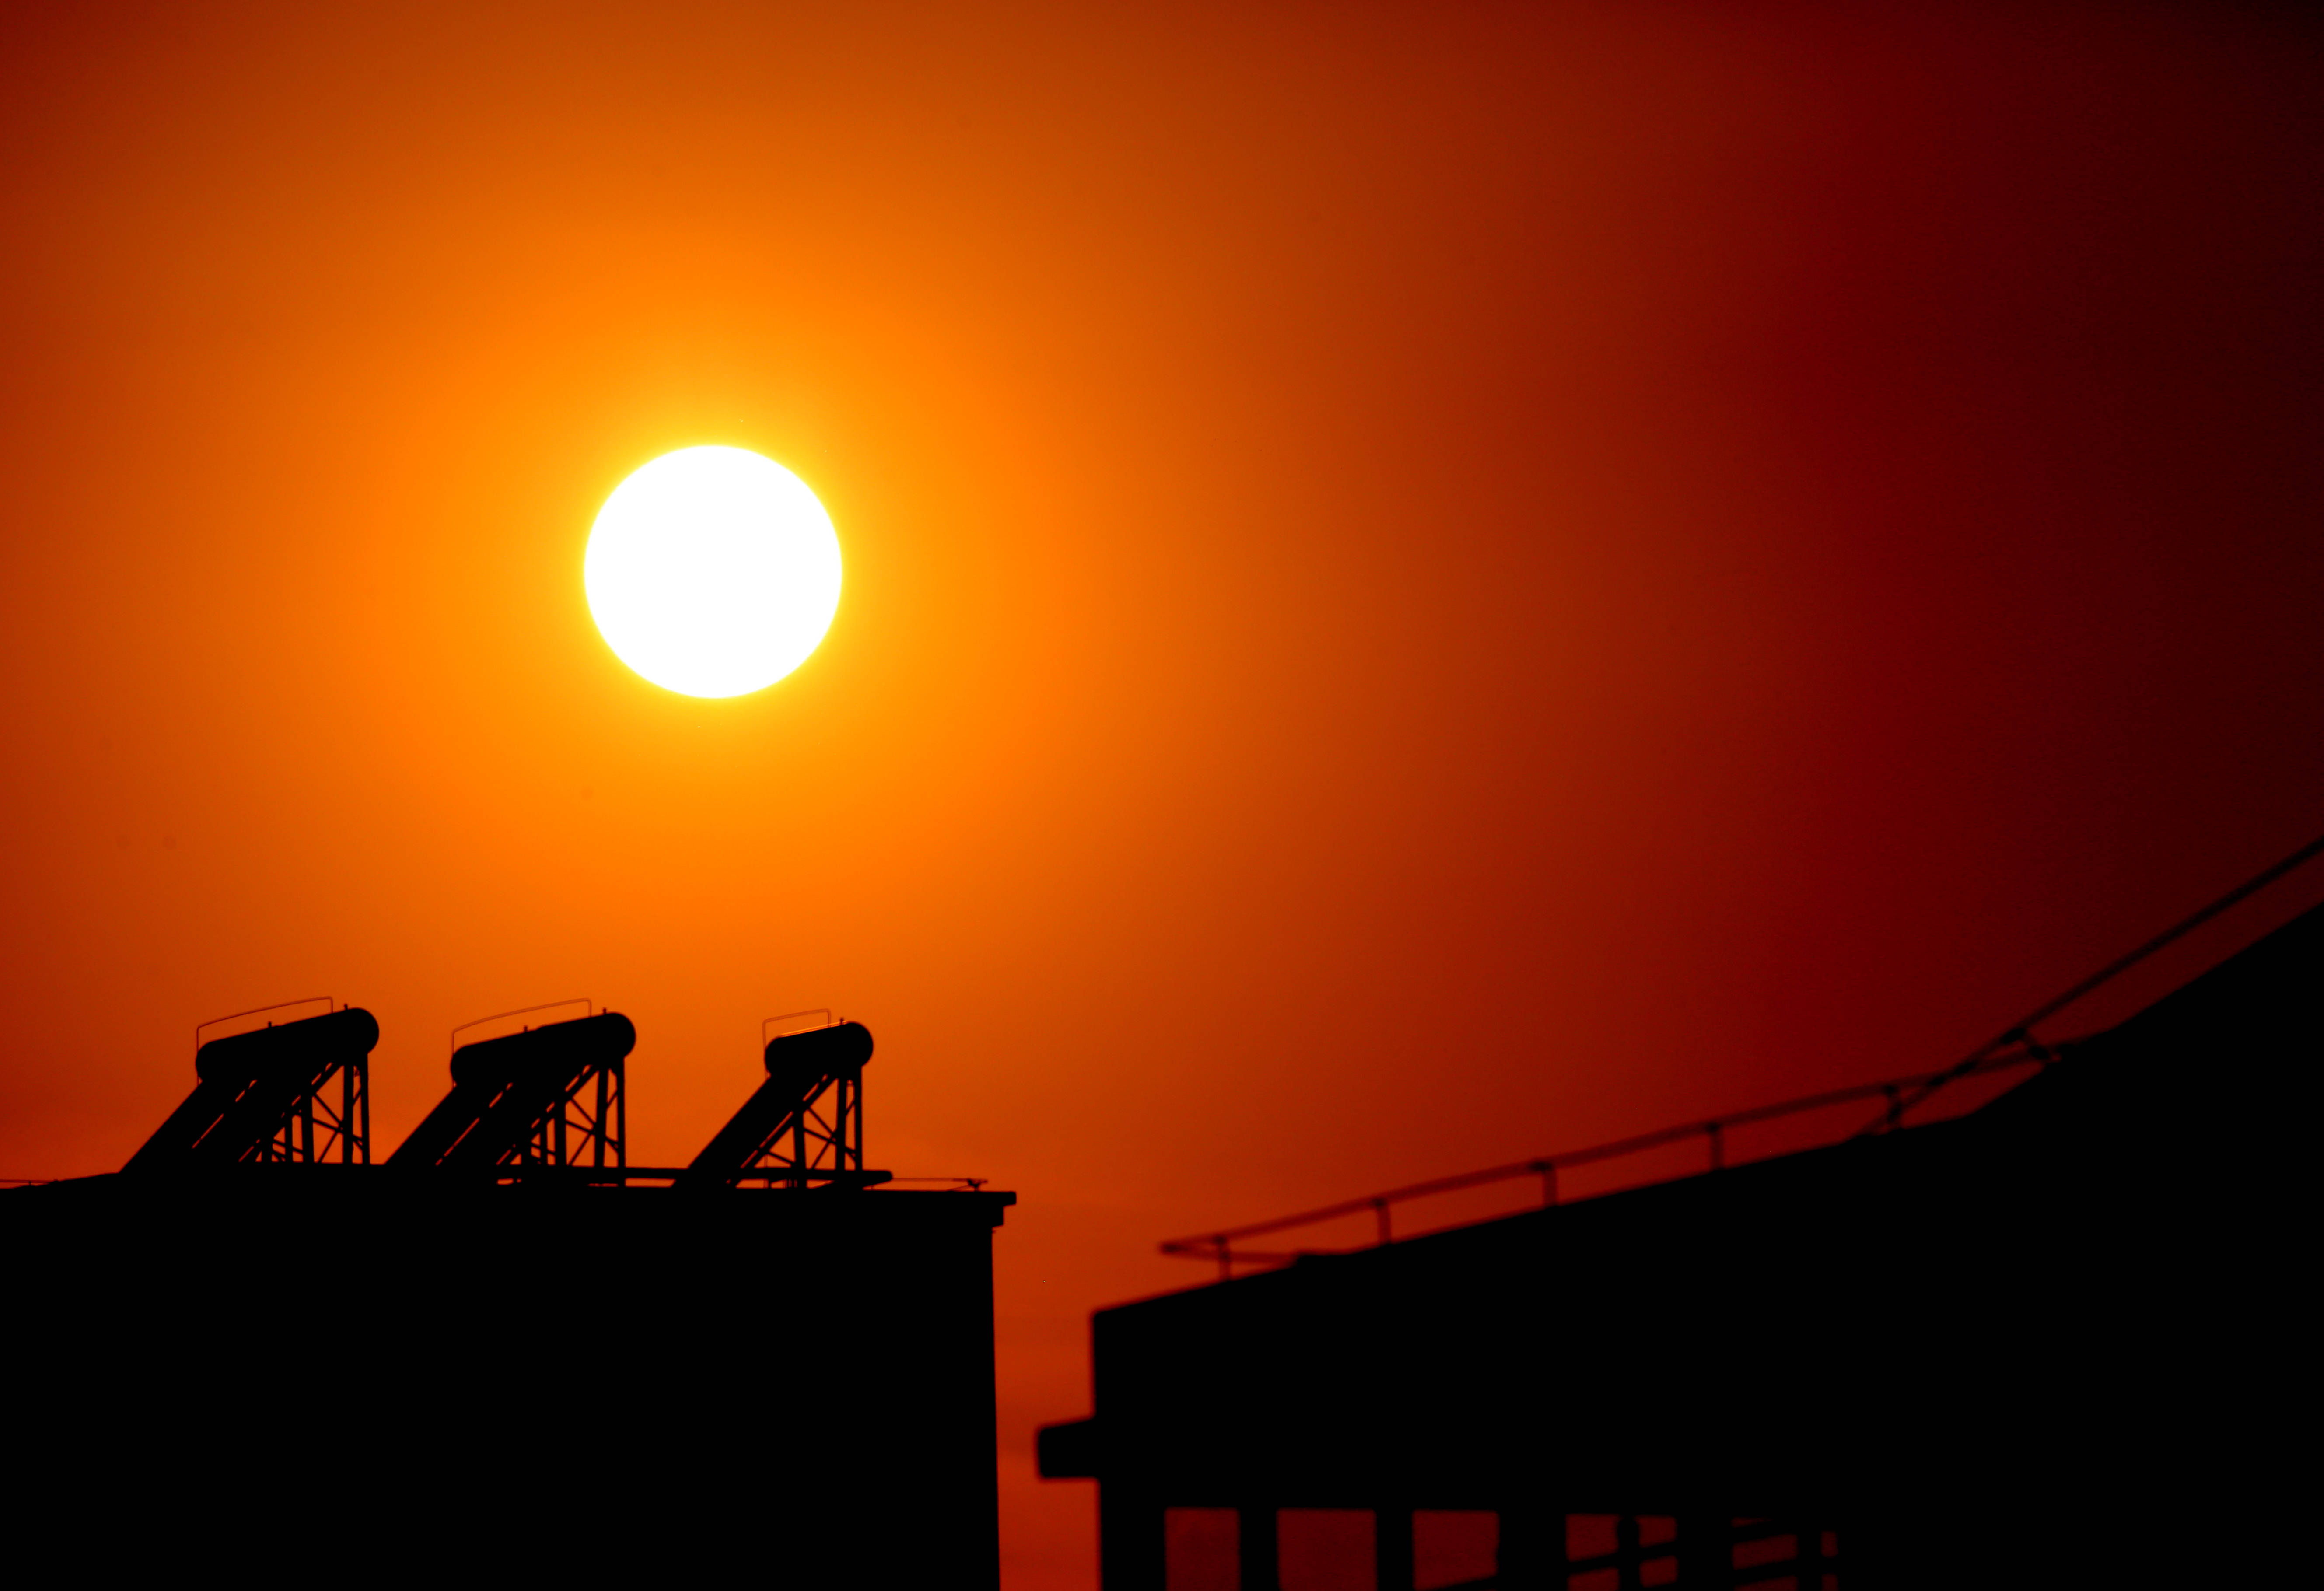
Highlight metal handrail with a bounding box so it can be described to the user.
[1160,1047,2048,1276]
[1163,825,2324,1280]
[1859,827,2324,1133]
[195,996,335,1049]
[450,998,595,1055]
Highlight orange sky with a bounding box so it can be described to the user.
[4,4,2322,1584]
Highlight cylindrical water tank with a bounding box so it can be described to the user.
[451,1011,636,1089]
[763,1020,873,1076]
[194,1006,380,1086]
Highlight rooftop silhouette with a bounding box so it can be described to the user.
[4,1007,1014,1585]
[1042,844,2322,1589]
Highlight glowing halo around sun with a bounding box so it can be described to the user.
[584,446,842,698]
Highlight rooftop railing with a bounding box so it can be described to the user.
[1161,1046,2049,1277]
[1164,826,2324,1280]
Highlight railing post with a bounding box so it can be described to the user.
[1376,1505,1413,1591]
[1678,1512,1733,1591]
[1098,1486,1166,1591]
[1239,1505,1279,1591]
[1797,1520,1828,1588]
[1496,1497,1563,1589]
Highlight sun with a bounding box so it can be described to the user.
[584,446,843,698]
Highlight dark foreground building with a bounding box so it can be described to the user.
[2,1012,1013,1584]
[1041,904,2317,1588]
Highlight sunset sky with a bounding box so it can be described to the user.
[3,4,2321,1584]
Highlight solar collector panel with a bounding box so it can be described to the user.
[684,1021,873,1185]
[387,1012,634,1170]
[121,1007,378,1170]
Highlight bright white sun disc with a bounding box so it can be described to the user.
[584,446,842,698]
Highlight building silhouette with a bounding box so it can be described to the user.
[2,1010,1012,1584]
[1040,901,2317,1588]
[4,881,2307,1583]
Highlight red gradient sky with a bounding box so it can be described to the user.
[3,4,2321,1584]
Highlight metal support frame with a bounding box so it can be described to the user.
[252,1052,370,1164]
[751,1066,864,1188]
[680,1020,878,1189]
[516,1056,626,1168]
